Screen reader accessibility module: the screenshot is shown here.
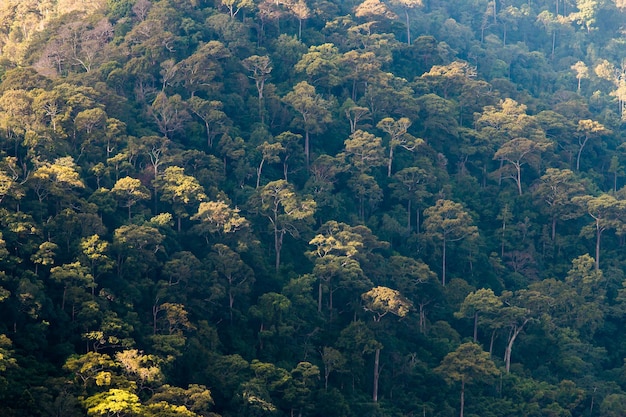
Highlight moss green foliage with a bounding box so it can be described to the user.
[2,0,626,416]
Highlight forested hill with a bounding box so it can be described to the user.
[2,0,626,416]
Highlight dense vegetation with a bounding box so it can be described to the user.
[2,0,626,415]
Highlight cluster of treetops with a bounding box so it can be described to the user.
[3,0,626,415]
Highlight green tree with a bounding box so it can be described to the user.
[85,388,142,417]
[361,286,412,402]
[257,180,316,271]
[573,193,625,270]
[531,168,586,241]
[111,177,151,220]
[283,81,332,168]
[423,199,478,286]
[575,119,610,171]
[376,117,423,177]
[157,166,207,231]
[50,261,93,312]
[320,347,346,390]
[242,55,272,124]
[191,200,249,244]
[186,97,230,148]
[435,342,499,417]
[455,288,501,343]
[256,141,284,189]
[207,243,254,322]
[295,43,343,92]
[493,137,551,195]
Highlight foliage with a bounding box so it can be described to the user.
[1,0,626,416]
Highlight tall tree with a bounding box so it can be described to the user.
[435,342,499,417]
[575,119,610,171]
[376,117,422,177]
[531,168,586,240]
[361,286,412,402]
[257,180,316,271]
[573,193,626,270]
[493,137,551,195]
[242,55,272,124]
[455,288,501,343]
[283,81,332,168]
[423,199,478,286]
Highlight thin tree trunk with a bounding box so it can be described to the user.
[460,378,465,417]
[405,9,411,45]
[473,312,478,342]
[373,348,380,402]
[442,236,447,286]
[504,318,529,372]
[304,130,310,169]
[595,223,601,271]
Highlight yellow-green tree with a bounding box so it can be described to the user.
[435,342,499,417]
[258,180,316,271]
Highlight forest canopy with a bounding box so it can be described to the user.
[1,0,626,416]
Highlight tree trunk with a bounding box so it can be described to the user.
[459,379,465,417]
[576,136,589,171]
[473,311,478,342]
[595,222,601,271]
[275,228,283,272]
[304,129,310,169]
[407,199,412,233]
[318,279,323,313]
[405,9,411,45]
[442,236,447,286]
[504,318,529,372]
[373,347,380,402]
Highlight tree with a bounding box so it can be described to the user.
[191,200,249,244]
[219,0,254,18]
[85,388,142,417]
[286,0,311,40]
[111,177,151,220]
[29,156,85,205]
[187,97,230,148]
[283,81,332,168]
[435,342,499,417]
[342,99,371,134]
[575,119,610,171]
[257,180,316,271]
[149,93,189,139]
[455,288,501,343]
[423,199,478,286]
[295,43,343,91]
[242,55,272,124]
[390,166,434,233]
[376,117,423,177]
[493,137,551,195]
[307,221,367,315]
[341,130,386,174]
[157,166,207,231]
[80,235,114,295]
[361,286,412,402]
[50,261,94,313]
[497,288,551,372]
[256,141,284,189]
[531,168,586,240]
[571,61,589,93]
[573,193,625,270]
[320,347,345,390]
[389,0,423,44]
[207,243,254,322]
